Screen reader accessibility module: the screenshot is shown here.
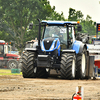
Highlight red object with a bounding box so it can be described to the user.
[98,25,100,31]
[6,54,20,60]
[95,61,100,68]
[73,94,82,100]
[6,53,19,58]
[0,57,3,60]
[0,40,20,68]
[0,43,5,45]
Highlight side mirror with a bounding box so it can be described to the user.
[77,24,82,31]
[29,23,33,29]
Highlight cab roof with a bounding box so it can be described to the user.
[42,20,77,25]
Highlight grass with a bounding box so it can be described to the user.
[0,69,22,75]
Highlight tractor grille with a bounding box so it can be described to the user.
[44,38,55,50]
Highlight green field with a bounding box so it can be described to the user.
[0,69,22,75]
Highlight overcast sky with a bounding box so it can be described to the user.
[48,0,100,22]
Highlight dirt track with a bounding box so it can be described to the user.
[0,75,100,100]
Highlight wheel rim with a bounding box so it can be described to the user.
[82,53,86,74]
[72,58,75,78]
[9,61,17,69]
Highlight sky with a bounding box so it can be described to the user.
[48,0,100,22]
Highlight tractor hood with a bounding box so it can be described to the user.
[41,38,60,55]
[6,53,20,59]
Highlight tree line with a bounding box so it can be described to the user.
[0,0,96,52]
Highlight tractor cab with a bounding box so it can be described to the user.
[41,21,79,52]
[0,40,10,56]
[43,25,67,49]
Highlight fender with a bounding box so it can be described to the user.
[79,43,87,53]
[72,40,87,54]
[62,49,76,54]
[25,42,38,51]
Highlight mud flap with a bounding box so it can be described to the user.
[85,51,90,78]
[86,54,95,79]
[89,56,95,78]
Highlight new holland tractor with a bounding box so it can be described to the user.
[21,19,95,79]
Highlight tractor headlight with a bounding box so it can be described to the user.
[41,41,45,51]
[50,43,55,51]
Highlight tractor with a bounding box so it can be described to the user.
[21,19,95,79]
[76,33,89,43]
[0,40,20,69]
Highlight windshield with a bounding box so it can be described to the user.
[44,26,67,43]
[0,45,3,54]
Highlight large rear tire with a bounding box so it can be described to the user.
[60,53,76,79]
[22,51,37,78]
[76,48,87,79]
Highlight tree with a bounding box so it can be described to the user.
[0,0,54,52]
[81,15,96,35]
[68,8,95,35]
[68,8,77,21]
[0,11,13,41]
[47,10,65,20]
[68,8,83,21]
[76,11,84,21]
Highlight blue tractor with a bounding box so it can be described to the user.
[21,19,95,79]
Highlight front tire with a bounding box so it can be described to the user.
[22,51,37,78]
[60,53,76,79]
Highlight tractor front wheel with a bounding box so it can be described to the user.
[60,53,76,79]
[22,51,37,78]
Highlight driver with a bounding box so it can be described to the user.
[54,28,63,40]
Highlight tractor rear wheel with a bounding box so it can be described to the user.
[60,53,76,79]
[22,51,37,78]
[76,48,87,79]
